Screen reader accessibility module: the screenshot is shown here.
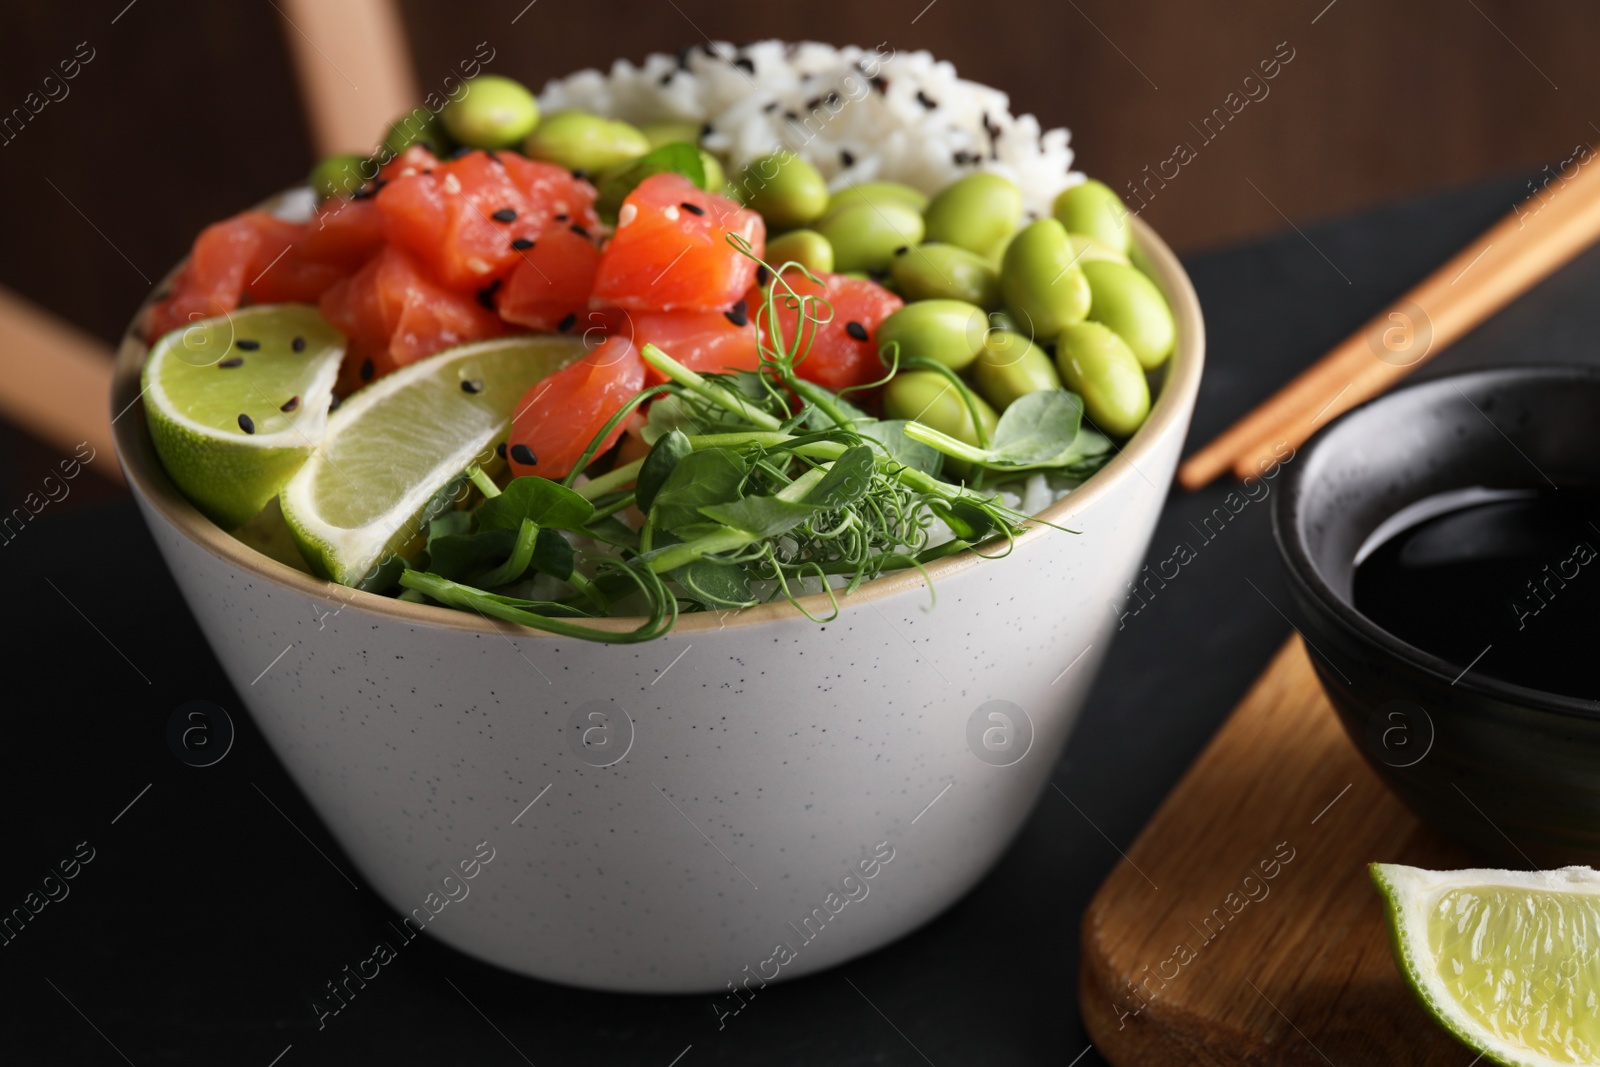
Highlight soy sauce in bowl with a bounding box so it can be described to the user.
[1353,487,1600,698]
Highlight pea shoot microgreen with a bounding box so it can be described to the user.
[394,240,1108,642]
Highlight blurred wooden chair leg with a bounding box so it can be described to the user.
[0,287,120,484]
[275,0,420,157]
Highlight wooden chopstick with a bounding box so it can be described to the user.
[277,0,419,156]
[1178,154,1600,490]
[0,286,121,483]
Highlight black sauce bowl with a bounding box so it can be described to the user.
[1273,365,1600,867]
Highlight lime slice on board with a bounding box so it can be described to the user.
[141,304,343,528]
[1372,863,1600,1067]
[280,334,586,587]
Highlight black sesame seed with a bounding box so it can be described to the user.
[281,395,300,412]
[677,45,693,70]
[784,110,799,123]
[351,185,375,201]
[845,320,869,342]
[235,339,260,351]
[218,357,244,368]
[510,443,538,466]
[452,145,474,159]
[486,150,503,166]
[461,378,484,394]
[237,413,255,434]
[569,224,589,238]
[763,100,779,112]
[732,56,755,75]
[724,298,749,327]
[679,201,705,216]
[360,359,374,381]
[476,280,501,311]
[659,71,674,87]
[571,169,589,182]
[511,237,535,250]
[840,149,856,167]
[916,90,938,109]
[699,121,713,139]
[291,335,307,352]
[756,265,771,287]
[496,441,508,460]
[329,394,342,411]
[805,95,823,111]
[491,207,517,223]
[871,75,888,93]
[1043,343,1058,359]
[554,213,569,223]
[557,313,577,333]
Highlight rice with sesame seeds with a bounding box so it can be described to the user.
[536,40,1082,218]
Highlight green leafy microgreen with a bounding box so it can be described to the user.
[636,429,693,513]
[478,476,595,532]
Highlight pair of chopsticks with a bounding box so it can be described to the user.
[1179,154,1600,489]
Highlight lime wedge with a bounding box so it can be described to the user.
[279,334,586,586]
[141,304,344,528]
[1372,863,1600,1066]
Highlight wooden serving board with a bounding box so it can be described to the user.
[1079,638,1476,1066]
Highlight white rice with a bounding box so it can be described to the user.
[537,40,1082,218]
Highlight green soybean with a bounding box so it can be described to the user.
[699,150,727,194]
[1001,218,1091,337]
[822,181,929,221]
[766,230,834,275]
[524,110,651,173]
[1083,260,1175,369]
[381,110,452,157]
[891,243,1001,308]
[1067,233,1130,266]
[817,199,924,273]
[736,153,830,229]
[309,154,368,202]
[923,173,1022,258]
[884,370,999,447]
[973,331,1062,410]
[1055,321,1150,438]
[440,75,540,150]
[637,121,703,148]
[875,300,988,373]
[1053,179,1131,253]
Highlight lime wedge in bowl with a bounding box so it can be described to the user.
[280,334,586,587]
[1372,862,1600,1066]
[141,304,343,528]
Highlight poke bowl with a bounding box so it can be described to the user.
[112,42,1204,992]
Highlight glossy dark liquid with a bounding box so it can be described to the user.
[1352,488,1600,698]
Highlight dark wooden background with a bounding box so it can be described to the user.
[1,0,1595,496]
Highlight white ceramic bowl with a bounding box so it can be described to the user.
[112,216,1202,993]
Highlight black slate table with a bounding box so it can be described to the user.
[6,173,1597,1065]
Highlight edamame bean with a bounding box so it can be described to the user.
[891,243,1001,308]
[1001,218,1091,336]
[382,110,452,157]
[1066,233,1129,266]
[817,200,924,273]
[637,121,702,149]
[309,154,367,202]
[884,370,999,447]
[736,154,830,229]
[1053,179,1131,253]
[699,150,727,193]
[440,75,539,150]
[766,230,834,274]
[524,110,650,173]
[875,300,988,372]
[923,173,1022,258]
[1083,260,1175,369]
[973,331,1062,410]
[822,181,929,221]
[1055,321,1150,438]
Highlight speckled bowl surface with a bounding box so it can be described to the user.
[113,214,1203,993]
